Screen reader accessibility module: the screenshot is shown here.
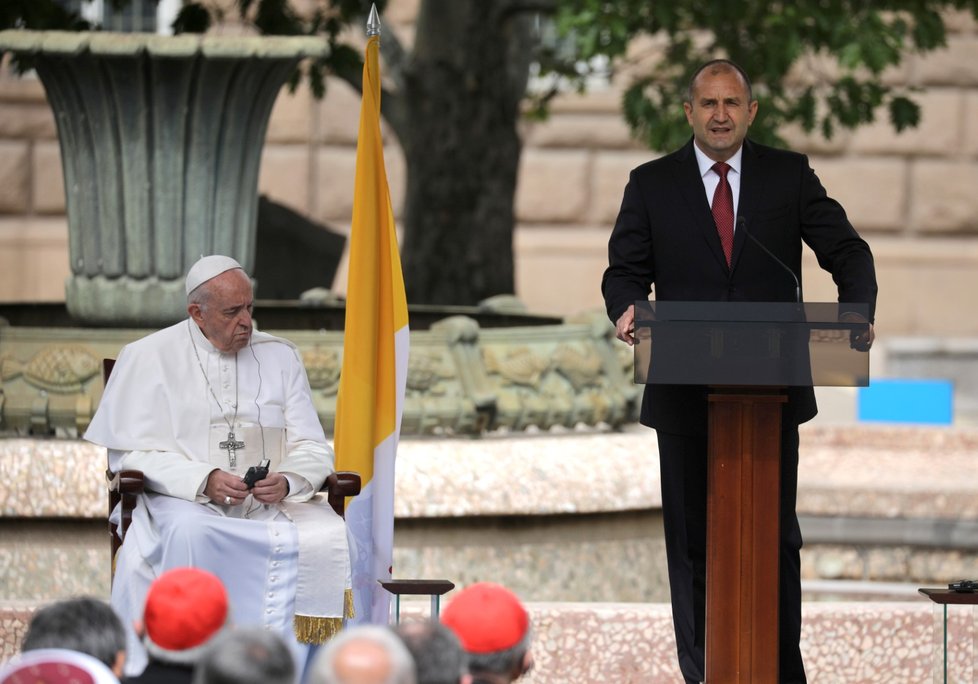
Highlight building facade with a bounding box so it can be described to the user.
[1,4,978,340]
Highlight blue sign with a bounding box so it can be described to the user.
[858,379,953,425]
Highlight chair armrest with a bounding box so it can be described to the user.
[324,471,361,518]
[106,469,145,569]
[107,469,146,494]
[324,471,362,496]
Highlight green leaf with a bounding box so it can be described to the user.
[545,0,971,150]
[172,4,211,34]
[254,0,301,36]
[889,95,921,132]
[308,61,326,100]
[821,116,835,140]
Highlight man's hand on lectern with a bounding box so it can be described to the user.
[840,311,875,352]
[616,305,636,346]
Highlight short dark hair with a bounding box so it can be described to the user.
[685,59,754,104]
[192,627,295,684]
[397,621,468,684]
[466,632,530,680]
[22,597,126,670]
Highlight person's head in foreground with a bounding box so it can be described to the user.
[0,648,120,684]
[21,597,126,677]
[140,567,229,667]
[396,620,471,684]
[307,624,416,684]
[191,627,295,684]
[440,583,533,683]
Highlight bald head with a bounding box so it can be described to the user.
[308,626,415,684]
[685,59,753,105]
[335,639,394,683]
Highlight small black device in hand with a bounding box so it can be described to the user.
[243,459,270,488]
[948,579,978,593]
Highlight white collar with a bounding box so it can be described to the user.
[187,317,231,357]
[692,141,744,178]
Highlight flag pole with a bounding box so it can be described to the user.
[333,0,410,627]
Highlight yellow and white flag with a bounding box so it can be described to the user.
[333,27,409,625]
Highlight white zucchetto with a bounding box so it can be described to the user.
[185,255,244,296]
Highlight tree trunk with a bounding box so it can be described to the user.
[398,1,535,305]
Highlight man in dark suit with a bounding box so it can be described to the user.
[602,59,877,683]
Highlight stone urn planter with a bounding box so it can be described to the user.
[0,30,326,325]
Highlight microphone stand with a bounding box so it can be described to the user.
[737,217,801,303]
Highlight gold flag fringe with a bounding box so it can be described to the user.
[293,615,342,644]
[293,589,356,644]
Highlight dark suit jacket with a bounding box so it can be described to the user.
[123,660,194,684]
[602,138,878,434]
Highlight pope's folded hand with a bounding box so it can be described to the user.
[204,469,250,506]
[251,472,289,504]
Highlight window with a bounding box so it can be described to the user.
[58,0,181,35]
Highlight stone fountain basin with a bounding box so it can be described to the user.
[0,301,636,437]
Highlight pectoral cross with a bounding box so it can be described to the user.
[219,431,245,469]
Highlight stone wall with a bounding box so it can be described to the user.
[4,600,969,681]
[3,425,977,605]
[4,425,978,679]
[2,4,978,337]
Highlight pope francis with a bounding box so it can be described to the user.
[85,255,352,677]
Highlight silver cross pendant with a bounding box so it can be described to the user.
[219,431,245,469]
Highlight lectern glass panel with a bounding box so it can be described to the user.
[633,301,870,387]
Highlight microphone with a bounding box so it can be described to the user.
[737,216,800,303]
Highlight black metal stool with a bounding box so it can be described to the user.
[919,587,978,683]
[379,579,455,624]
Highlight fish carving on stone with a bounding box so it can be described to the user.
[407,352,451,393]
[553,344,603,390]
[0,346,100,393]
[483,346,550,387]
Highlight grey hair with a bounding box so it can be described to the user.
[187,282,213,310]
[308,625,416,684]
[192,627,295,684]
[186,267,250,310]
[685,58,754,104]
[22,597,126,671]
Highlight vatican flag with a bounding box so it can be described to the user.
[333,25,409,625]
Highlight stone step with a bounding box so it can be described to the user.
[5,425,978,521]
[3,600,970,682]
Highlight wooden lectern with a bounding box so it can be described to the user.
[634,301,870,683]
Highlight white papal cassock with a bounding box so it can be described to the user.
[85,319,351,676]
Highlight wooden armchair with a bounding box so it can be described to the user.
[103,358,361,568]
